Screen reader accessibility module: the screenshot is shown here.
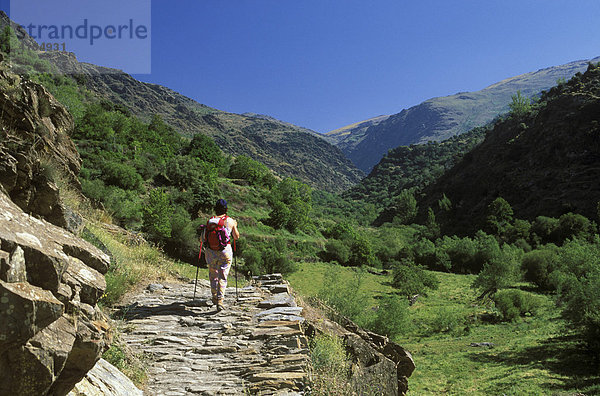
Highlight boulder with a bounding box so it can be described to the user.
[67,358,143,396]
[0,191,110,396]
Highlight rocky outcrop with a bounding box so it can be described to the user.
[0,67,111,395]
[0,190,111,395]
[303,298,415,396]
[0,67,82,230]
[67,359,143,396]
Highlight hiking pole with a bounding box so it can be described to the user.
[234,238,238,302]
[193,240,203,300]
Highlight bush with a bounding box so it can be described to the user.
[323,239,351,265]
[427,306,466,334]
[229,155,275,187]
[391,260,439,297]
[104,187,144,229]
[268,178,312,232]
[472,243,522,297]
[522,246,558,290]
[391,189,418,225]
[167,206,199,261]
[239,238,295,276]
[531,216,559,245]
[347,236,376,267]
[101,161,143,191]
[551,238,600,353]
[318,269,371,327]
[184,133,226,169]
[309,333,352,396]
[369,295,410,337]
[143,188,173,241]
[493,289,543,322]
[553,213,594,243]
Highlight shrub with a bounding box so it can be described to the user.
[427,307,466,334]
[184,133,226,169]
[167,206,199,261]
[553,213,594,243]
[522,246,558,290]
[229,155,275,187]
[391,260,439,297]
[391,189,417,225]
[486,197,514,236]
[318,269,371,327]
[472,243,522,297]
[101,161,143,191]
[104,187,144,229]
[81,178,107,202]
[323,222,357,241]
[493,289,543,322]
[369,295,410,337]
[239,238,295,276]
[508,90,532,117]
[531,216,559,245]
[309,333,352,396]
[347,236,376,267]
[323,239,351,265]
[268,178,312,232]
[551,238,600,353]
[143,188,173,241]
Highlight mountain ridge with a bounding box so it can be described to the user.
[418,62,600,235]
[0,10,363,193]
[330,57,600,172]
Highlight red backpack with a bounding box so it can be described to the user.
[203,216,231,251]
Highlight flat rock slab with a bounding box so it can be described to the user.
[256,307,303,317]
[258,293,297,309]
[119,277,308,395]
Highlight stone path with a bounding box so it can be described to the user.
[118,274,309,395]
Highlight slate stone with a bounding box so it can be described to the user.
[258,292,297,308]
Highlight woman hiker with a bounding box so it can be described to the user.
[202,199,240,311]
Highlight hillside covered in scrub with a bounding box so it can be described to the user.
[419,62,600,235]
[0,12,362,193]
[345,125,488,210]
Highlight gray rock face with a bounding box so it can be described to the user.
[0,191,111,396]
[0,67,81,230]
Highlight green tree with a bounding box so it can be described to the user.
[143,188,173,240]
[392,189,417,225]
[268,178,312,232]
[438,194,452,212]
[185,133,225,168]
[509,90,531,117]
[472,244,522,297]
[486,197,514,236]
[348,236,375,267]
[229,155,276,187]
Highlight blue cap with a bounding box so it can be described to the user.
[215,199,228,211]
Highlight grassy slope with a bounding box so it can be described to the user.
[287,263,598,396]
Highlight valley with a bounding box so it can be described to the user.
[1,12,600,396]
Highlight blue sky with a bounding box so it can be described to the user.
[4,1,600,133]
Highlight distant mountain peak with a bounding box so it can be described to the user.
[330,56,600,173]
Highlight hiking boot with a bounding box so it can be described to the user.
[216,302,225,312]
